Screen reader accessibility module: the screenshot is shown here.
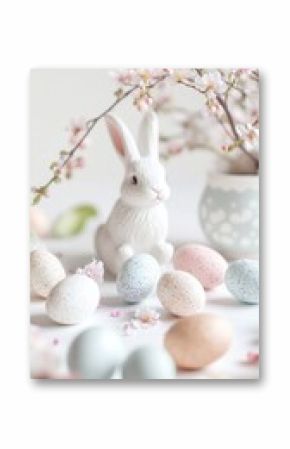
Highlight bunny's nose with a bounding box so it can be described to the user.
[151,187,166,200]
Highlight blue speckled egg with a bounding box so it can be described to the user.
[68,326,125,379]
[116,254,160,303]
[225,259,259,304]
[122,345,176,380]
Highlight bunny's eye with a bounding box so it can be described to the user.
[131,175,138,185]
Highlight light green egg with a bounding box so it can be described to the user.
[122,345,176,380]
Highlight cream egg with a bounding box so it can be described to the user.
[173,243,228,290]
[157,271,205,317]
[30,206,50,238]
[30,249,66,298]
[46,274,100,325]
[165,313,233,369]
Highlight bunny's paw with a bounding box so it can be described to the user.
[117,244,134,270]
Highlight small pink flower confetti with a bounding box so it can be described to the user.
[134,307,160,325]
[110,309,121,318]
[76,259,104,285]
[246,351,259,364]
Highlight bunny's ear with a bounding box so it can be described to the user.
[105,114,140,163]
[138,110,159,159]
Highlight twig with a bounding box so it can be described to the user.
[216,95,259,169]
[177,79,205,95]
[32,74,169,204]
[214,114,235,140]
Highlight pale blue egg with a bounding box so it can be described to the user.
[116,254,160,303]
[68,326,125,379]
[122,345,176,380]
[225,259,259,304]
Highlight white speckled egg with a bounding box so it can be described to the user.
[116,254,160,303]
[68,326,125,379]
[173,243,228,290]
[225,259,259,304]
[157,271,206,317]
[30,249,66,298]
[46,274,100,324]
[122,345,176,380]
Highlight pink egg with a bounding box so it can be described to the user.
[173,244,228,290]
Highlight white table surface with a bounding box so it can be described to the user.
[30,229,259,380]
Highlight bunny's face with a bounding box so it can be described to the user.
[121,157,170,207]
[105,111,170,208]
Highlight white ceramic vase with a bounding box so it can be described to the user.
[199,174,259,260]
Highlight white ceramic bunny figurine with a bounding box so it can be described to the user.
[95,110,173,275]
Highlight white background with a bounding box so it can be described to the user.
[30,68,209,189]
[0,1,289,448]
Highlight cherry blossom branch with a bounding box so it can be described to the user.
[177,78,259,170]
[32,74,169,204]
[216,95,259,169]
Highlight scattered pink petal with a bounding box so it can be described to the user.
[110,309,121,318]
[240,351,259,365]
[246,351,259,364]
[134,307,160,325]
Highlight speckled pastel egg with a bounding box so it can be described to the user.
[173,243,228,290]
[122,345,176,380]
[46,274,100,324]
[68,326,125,379]
[30,206,50,237]
[225,259,259,304]
[157,271,206,317]
[30,249,66,298]
[116,254,160,303]
[165,313,233,369]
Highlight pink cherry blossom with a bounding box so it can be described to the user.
[195,70,227,95]
[67,117,90,149]
[236,123,259,152]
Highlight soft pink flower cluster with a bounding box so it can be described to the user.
[130,68,260,170]
[48,118,90,181]
[111,68,172,111]
[122,307,160,336]
[76,259,104,285]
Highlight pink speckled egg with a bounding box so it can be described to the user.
[173,244,228,290]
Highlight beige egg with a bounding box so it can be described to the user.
[30,250,66,298]
[30,206,50,237]
[157,271,205,317]
[165,313,233,369]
